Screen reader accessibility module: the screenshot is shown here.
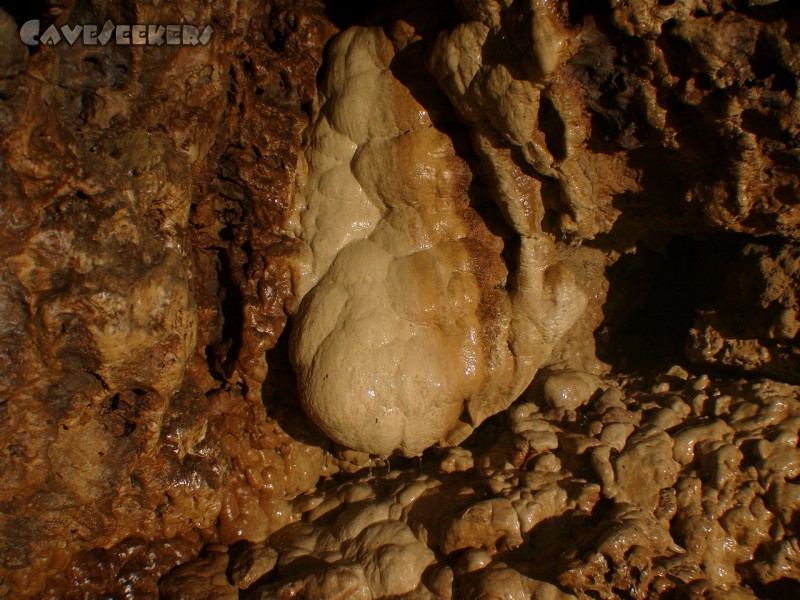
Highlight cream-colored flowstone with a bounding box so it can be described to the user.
[288,26,585,456]
[215,370,800,599]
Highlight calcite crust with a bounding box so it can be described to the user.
[289,26,585,457]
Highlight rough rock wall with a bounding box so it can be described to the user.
[0,0,798,598]
[0,0,331,596]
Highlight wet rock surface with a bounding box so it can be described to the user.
[169,370,800,599]
[0,0,798,597]
[289,24,585,457]
[0,0,331,595]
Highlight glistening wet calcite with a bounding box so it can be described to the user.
[289,25,586,457]
[190,370,800,599]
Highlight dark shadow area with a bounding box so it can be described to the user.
[594,233,755,374]
[459,409,508,456]
[230,546,280,598]
[261,320,333,451]
[388,38,471,154]
[744,577,800,599]
[744,0,800,26]
[538,96,567,162]
[217,249,245,379]
[263,319,298,405]
[751,32,798,94]
[566,0,614,25]
[323,0,384,28]
[519,512,583,580]
[0,0,53,29]
[323,0,459,33]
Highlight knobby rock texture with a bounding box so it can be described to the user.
[0,0,333,596]
[289,25,585,457]
[0,0,799,598]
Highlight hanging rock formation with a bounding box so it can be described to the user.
[289,25,585,457]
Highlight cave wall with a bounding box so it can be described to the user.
[0,1,333,595]
[0,0,798,597]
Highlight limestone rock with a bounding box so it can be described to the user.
[289,26,586,457]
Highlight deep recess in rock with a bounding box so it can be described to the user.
[1,0,799,598]
[1,0,55,31]
[594,233,758,374]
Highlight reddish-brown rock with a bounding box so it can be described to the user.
[1,0,799,597]
[0,0,331,596]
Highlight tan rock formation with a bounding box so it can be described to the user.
[289,26,586,457]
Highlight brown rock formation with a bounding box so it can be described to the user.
[0,0,331,595]
[0,0,798,597]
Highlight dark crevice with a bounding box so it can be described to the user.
[744,577,800,599]
[594,234,752,374]
[566,0,613,25]
[323,0,384,28]
[217,249,245,377]
[538,96,567,162]
[0,0,56,34]
[323,0,458,32]
[751,33,798,93]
